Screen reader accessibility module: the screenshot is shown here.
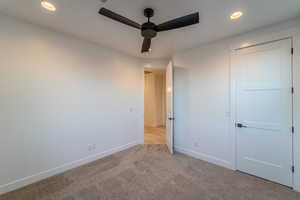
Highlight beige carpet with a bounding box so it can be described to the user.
[0,145,299,200]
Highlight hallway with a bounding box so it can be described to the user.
[144,126,166,144]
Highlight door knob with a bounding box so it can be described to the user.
[236,123,247,128]
[168,117,175,120]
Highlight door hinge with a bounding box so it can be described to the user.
[291,87,294,94]
[292,126,295,133]
[291,48,294,55]
[292,166,295,173]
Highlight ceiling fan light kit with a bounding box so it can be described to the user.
[99,7,199,53]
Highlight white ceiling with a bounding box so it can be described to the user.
[1,0,300,58]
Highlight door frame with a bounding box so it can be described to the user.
[142,64,171,147]
[229,37,295,187]
[166,61,174,154]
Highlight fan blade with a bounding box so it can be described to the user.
[142,38,151,53]
[156,12,199,32]
[99,8,141,30]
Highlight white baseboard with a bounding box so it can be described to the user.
[0,141,140,195]
[175,146,234,170]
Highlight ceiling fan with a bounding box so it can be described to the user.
[98,8,199,53]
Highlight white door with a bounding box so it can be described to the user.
[166,61,174,154]
[232,39,293,187]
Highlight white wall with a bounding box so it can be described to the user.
[173,17,300,191]
[173,42,232,168]
[0,15,144,194]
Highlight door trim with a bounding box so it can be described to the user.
[229,37,295,187]
[234,37,291,51]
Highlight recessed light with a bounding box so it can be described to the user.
[41,0,56,12]
[230,11,243,20]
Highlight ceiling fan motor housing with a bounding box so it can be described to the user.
[141,22,157,38]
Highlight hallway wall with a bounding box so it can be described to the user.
[144,70,166,127]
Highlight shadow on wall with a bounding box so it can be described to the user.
[173,66,191,148]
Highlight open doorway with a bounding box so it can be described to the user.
[144,68,167,144]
